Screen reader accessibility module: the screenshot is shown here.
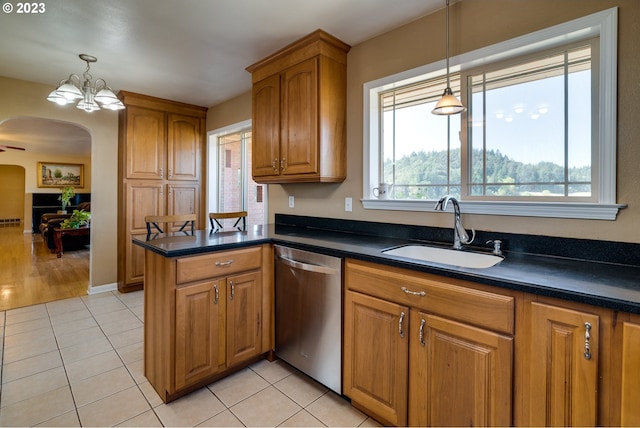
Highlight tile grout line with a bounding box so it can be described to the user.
[83,291,157,427]
[46,297,83,427]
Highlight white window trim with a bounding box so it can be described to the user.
[362,7,625,220]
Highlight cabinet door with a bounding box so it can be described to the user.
[167,114,201,181]
[525,301,599,426]
[280,57,318,176]
[620,320,640,426]
[126,106,166,180]
[409,311,513,427]
[344,290,408,426]
[175,280,225,390]
[166,183,199,230]
[252,74,281,179]
[125,181,163,285]
[226,271,262,366]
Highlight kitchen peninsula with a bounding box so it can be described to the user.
[134,215,640,425]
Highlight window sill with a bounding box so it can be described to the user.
[361,199,626,220]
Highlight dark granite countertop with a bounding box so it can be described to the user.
[133,218,640,314]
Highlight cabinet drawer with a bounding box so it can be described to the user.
[176,246,262,284]
[346,259,514,335]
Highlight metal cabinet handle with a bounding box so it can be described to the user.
[419,318,426,347]
[272,158,279,172]
[215,260,233,266]
[213,284,219,304]
[401,287,426,297]
[229,280,234,301]
[584,321,592,360]
[160,168,163,178]
[280,158,286,172]
[399,311,406,338]
[168,168,173,178]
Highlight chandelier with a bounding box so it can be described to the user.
[47,54,125,112]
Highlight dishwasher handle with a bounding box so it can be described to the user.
[276,254,340,275]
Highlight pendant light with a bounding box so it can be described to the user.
[432,0,466,115]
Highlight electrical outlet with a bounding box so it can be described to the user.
[345,197,353,212]
[289,195,295,208]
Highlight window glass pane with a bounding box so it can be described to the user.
[468,45,592,198]
[568,69,591,193]
[218,133,242,216]
[381,78,461,200]
[216,130,265,228]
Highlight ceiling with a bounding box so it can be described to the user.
[0,0,443,156]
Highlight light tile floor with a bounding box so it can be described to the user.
[0,291,380,427]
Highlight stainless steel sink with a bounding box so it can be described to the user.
[382,244,503,269]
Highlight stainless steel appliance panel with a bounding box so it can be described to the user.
[275,245,343,394]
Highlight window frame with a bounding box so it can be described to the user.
[362,7,623,220]
[207,120,268,229]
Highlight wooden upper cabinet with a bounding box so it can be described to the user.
[126,106,166,180]
[280,58,318,176]
[246,29,350,183]
[252,74,281,178]
[167,114,200,180]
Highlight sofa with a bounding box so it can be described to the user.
[39,202,91,251]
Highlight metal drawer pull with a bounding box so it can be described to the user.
[215,260,233,266]
[584,321,592,360]
[213,284,219,304]
[399,311,406,338]
[229,280,234,301]
[401,287,426,297]
[419,319,426,347]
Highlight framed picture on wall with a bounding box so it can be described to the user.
[37,162,84,188]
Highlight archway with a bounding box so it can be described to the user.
[0,117,92,309]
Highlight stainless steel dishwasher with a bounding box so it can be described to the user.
[274,245,343,394]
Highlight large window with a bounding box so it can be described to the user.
[364,8,621,220]
[208,121,266,229]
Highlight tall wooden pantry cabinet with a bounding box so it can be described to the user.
[117,91,207,292]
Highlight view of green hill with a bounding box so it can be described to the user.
[383,148,591,199]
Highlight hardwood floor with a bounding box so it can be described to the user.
[0,224,89,311]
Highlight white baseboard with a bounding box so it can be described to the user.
[87,282,118,295]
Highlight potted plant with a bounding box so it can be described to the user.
[58,186,75,214]
[60,209,91,229]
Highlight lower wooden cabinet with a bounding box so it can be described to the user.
[344,290,408,426]
[175,280,224,390]
[226,271,262,366]
[608,313,640,426]
[144,245,272,402]
[519,301,599,427]
[409,311,513,427]
[344,259,515,426]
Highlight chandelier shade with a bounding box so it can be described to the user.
[46,54,125,112]
[432,0,466,116]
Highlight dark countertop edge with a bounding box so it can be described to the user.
[133,226,640,315]
[269,237,640,314]
[133,237,272,257]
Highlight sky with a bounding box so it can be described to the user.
[384,70,592,169]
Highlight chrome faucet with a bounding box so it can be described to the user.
[434,195,475,250]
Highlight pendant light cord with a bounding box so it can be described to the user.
[445,0,450,89]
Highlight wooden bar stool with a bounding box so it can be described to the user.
[145,214,196,235]
[209,211,247,233]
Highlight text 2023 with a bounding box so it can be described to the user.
[17,2,45,13]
